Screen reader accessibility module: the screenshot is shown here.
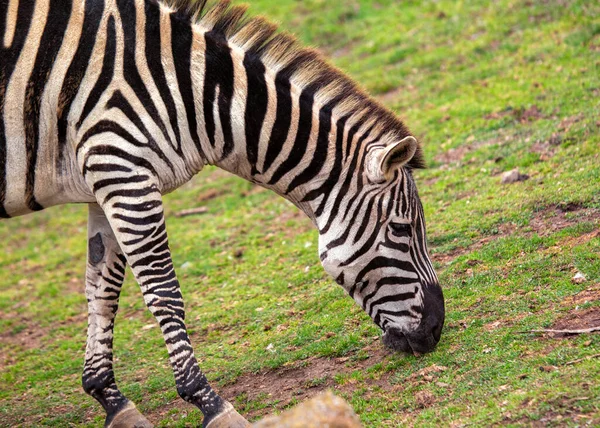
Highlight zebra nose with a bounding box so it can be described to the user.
[382,282,445,354]
[382,325,440,354]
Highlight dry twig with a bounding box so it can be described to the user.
[525,327,600,335]
[174,207,208,218]
[565,353,600,366]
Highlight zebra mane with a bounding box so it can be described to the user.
[160,0,426,169]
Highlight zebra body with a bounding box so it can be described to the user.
[1,0,445,426]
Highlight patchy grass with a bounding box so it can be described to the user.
[1,0,599,426]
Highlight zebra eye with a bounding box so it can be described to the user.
[389,222,412,237]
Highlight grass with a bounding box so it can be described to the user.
[1,0,599,426]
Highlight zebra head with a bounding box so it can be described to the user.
[318,135,444,354]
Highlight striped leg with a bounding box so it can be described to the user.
[84,164,248,427]
[84,204,152,428]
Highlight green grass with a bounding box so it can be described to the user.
[1,0,599,426]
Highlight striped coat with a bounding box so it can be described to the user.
[0,1,445,426]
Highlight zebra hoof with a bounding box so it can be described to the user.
[107,402,154,428]
[205,402,250,428]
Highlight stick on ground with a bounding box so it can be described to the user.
[174,207,209,218]
[525,327,600,335]
[565,353,600,366]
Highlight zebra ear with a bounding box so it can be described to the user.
[367,136,418,182]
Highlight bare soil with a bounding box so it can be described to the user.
[0,316,47,349]
[0,312,87,371]
[434,144,473,165]
[530,140,556,161]
[430,223,516,266]
[551,306,600,336]
[561,284,600,307]
[141,344,404,423]
[437,112,585,167]
[527,285,600,340]
[0,316,48,371]
[530,204,600,237]
[431,204,600,266]
[434,134,506,166]
[219,344,393,420]
[482,314,528,332]
[511,398,600,427]
[484,105,545,123]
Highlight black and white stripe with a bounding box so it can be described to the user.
[0,0,444,425]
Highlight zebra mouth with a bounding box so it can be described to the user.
[382,326,438,355]
[382,328,415,354]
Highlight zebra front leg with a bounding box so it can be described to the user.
[84,204,153,427]
[87,173,248,427]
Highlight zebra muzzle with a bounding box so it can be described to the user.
[382,327,439,355]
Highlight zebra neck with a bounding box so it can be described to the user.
[186,36,362,225]
[153,0,422,226]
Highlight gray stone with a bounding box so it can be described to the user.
[501,168,529,184]
[253,391,362,428]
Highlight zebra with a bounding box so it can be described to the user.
[0,0,445,426]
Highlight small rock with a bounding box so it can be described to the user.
[253,391,362,427]
[180,261,193,270]
[572,272,586,284]
[501,168,529,184]
[266,343,276,353]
